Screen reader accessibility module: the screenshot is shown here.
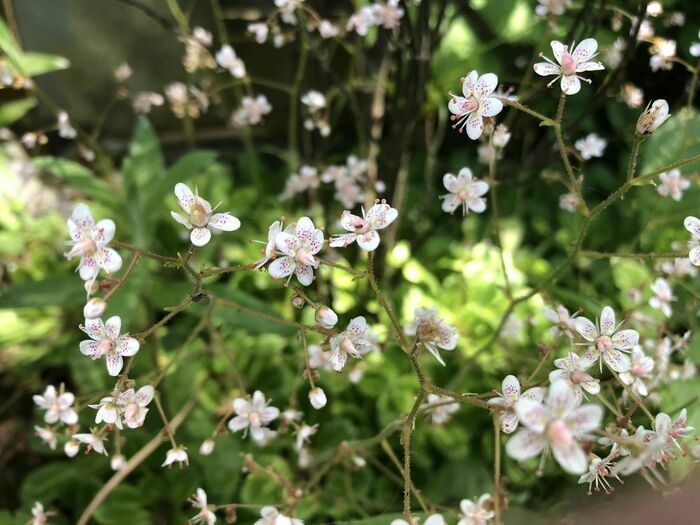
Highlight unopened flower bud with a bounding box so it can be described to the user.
[308,387,327,409]
[84,298,107,319]
[314,306,338,328]
[199,439,215,456]
[291,294,305,309]
[111,454,127,471]
[84,279,99,296]
[636,99,670,135]
[64,440,80,457]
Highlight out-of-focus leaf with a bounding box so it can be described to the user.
[33,157,115,204]
[0,277,85,308]
[0,98,36,126]
[93,486,152,525]
[20,52,70,76]
[0,17,22,64]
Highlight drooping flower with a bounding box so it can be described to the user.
[577,444,622,494]
[636,99,670,134]
[64,204,122,281]
[90,396,121,428]
[457,494,495,525]
[657,169,690,201]
[574,306,639,372]
[215,44,246,78]
[440,167,489,216]
[73,429,108,455]
[329,201,398,251]
[619,347,654,397]
[110,454,127,471]
[425,393,460,425]
[162,446,189,467]
[268,217,324,286]
[404,307,457,366]
[329,316,376,372]
[189,488,217,525]
[548,352,600,404]
[228,391,280,443]
[170,183,241,247]
[33,385,78,425]
[199,439,215,456]
[448,71,503,139]
[254,506,303,525]
[506,380,603,474]
[79,316,140,376]
[648,277,675,317]
[574,133,607,160]
[533,39,605,95]
[488,375,545,434]
[683,216,700,266]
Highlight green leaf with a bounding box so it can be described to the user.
[0,17,22,65]
[93,486,152,525]
[0,98,36,126]
[0,277,85,309]
[33,157,115,204]
[21,52,70,76]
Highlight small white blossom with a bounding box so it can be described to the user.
[648,277,675,317]
[619,346,654,397]
[372,0,404,30]
[346,7,376,36]
[657,169,690,201]
[330,201,398,251]
[111,454,127,471]
[543,305,578,339]
[64,204,122,281]
[35,426,57,450]
[308,387,327,409]
[232,95,272,127]
[636,99,670,134]
[492,124,511,148]
[534,39,605,95]
[171,183,241,247]
[574,133,607,160]
[448,71,504,139]
[559,191,581,212]
[318,20,338,38]
[216,45,246,78]
[57,111,77,139]
[457,494,494,525]
[199,439,215,456]
[114,63,133,82]
[577,444,622,494]
[684,216,700,266]
[31,502,52,525]
[295,423,318,451]
[649,39,676,72]
[132,92,164,114]
[440,167,489,216]
[83,298,107,319]
[248,23,269,44]
[620,83,644,108]
[189,488,216,525]
[64,439,80,457]
[33,385,78,425]
[73,429,108,455]
[255,506,303,525]
[488,375,545,434]
[575,306,639,372]
[228,391,280,443]
[162,446,188,468]
[405,307,457,366]
[535,0,570,17]
[268,217,324,286]
[79,316,140,376]
[329,316,376,372]
[548,352,600,403]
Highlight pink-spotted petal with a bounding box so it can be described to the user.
[689,246,700,266]
[550,40,567,63]
[136,385,154,406]
[79,340,99,356]
[552,441,587,474]
[611,329,639,350]
[104,316,122,339]
[275,232,301,257]
[174,183,195,213]
[94,219,116,244]
[268,256,296,279]
[502,375,521,400]
[82,317,105,340]
[521,387,545,403]
[347,316,368,338]
[572,38,598,63]
[79,255,99,281]
[329,349,348,372]
[581,380,601,395]
[576,60,605,72]
[461,70,478,98]
[500,410,519,434]
[190,227,212,247]
[466,112,484,140]
[209,213,241,232]
[441,194,461,214]
[340,210,362,231]
[357,230,380,251]
[473,181,490,197]
[448,96,471,116]
[515,398,547,433]
[97,248,122,274]
[106,353,124,376]
[533,62,561,77]
[443,173,461,193]
[603,349,631,372]
[70,204,95,229]
[305,228,324,255]
[560,75,581,95]
[474,73,498,98]
[547,379,578,415]
[329,233,357,248]
[480,96,503,117]
[600,306,616,336]
[294,217,315,242]
[295,263,315,286]
[119,336,140,357]
[505,428,546,460]
[467,197,486,214]
[574,317,597,341]
[684,216,700,237]
[366,203,398,230]
[567,404,603,435]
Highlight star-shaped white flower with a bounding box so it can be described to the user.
[577,444,622,495]
[228,391,280,443]
[117,385,155,428]
[448,71,504,140]
[457,494,494,525]
[329,201,398,251]
[574,306,639,372]
[171,183,241,247]
[424,394,460,425]
[548,352,599,404]
[533,39,605,95]
[33,385,78,425]
[64,204,122,281]
[79,316,140,376]
[440,167,489,216]
[253,219,283,269]
[684,216,700,266]
[404,307,457,366]
[506,380,602,474]
[619,346,654,397]
[574,133,607,160]
[657,169,690,201]
[488,375,545,434]
[268,217,324,286]
[649,277,675,317]
[73,429,108,455]
[329,316,376,372]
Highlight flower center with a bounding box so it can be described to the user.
[189,202,209,227]
[546,419,574,447]
[294,247,315,266]
[350,216,370,234]
[570,370,594,385]
[96,338,116,358]
[560,52,577,75]
[339,337,357,355]
[249,411,261,427]
[596,335,613,352]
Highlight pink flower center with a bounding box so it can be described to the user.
[339,337,357,355]
[570,370,594,385]
[249,411,261,427]
[294,247,315,266]
[96,338,115,358]
[596,335,613,352]
[560,52,577,76]
[350,216,370,234]
[546,419,574,447]
[189,202,209,228]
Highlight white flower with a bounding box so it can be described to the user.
[372,0,404,30]
[189,488,216,525]
[440,167,489,216]
[228,391,280,443]
[318,20,338,38]
[79,316,140,376]
[35,426,57,450]
[533,39,605,95]
[548,352,600,403]
[657,169,690,201]
[132,92,164,114]
[268,217,324,286]
[301,90,326,112]
[114,63,133,82]
[73,429,108,455]
[649,39,676,72]
[90,396,121,428]
[425,394,459,425]
[199,439,215,456]
[542,305,578,339]
[559,191,581,212]
[64,204,122,281]
[535,0,570,17]
[691,29,700,57]
[33,385,78,425]
[308,387,327,409]
[329,201,398,251]
[192,27,213,46]
[162,446,189,467]
[31,501,51,525]
[275,0,302,25]
[216,45,246,78]
[648,277,675,317]
[111,454,127,471]
[620,83,644,108]
[392,515,445,525]
[685,216,700,266]
[659,257,697,278]
[295,423,318,451]
[619,346,654,397]
[248,22,269,44]
[577,444,622,494]
[117,385,155,428]
[314,306,338,328]
[506,380,603,474]
[171,183,241,246]
[253,220,283,269]
[448,71,503,139]
[329,316,376,372]
[604,38,625,67]
[492,124,511,148]
[307,344,333,371]
[346,7,376,36]
[231,95,272,127]
[281,165,320,200]
[165,82,209,119]
[404,307,457,366]
[254,506,303,525]
[457,494,494,525]
[57,111,77,139]
[488,375,545,434]
[636,99,670,134]
[574,133,607,160]
[574,306,639,372]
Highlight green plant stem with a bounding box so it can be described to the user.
[367,252,409,351]
[554,93,589,215]
[626,135,644,181]
[493,415,502,525]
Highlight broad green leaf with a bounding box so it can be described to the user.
[33,157,115,204]
[0,98,36,126]
[21,52,70,76]
[0,276,85,309]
